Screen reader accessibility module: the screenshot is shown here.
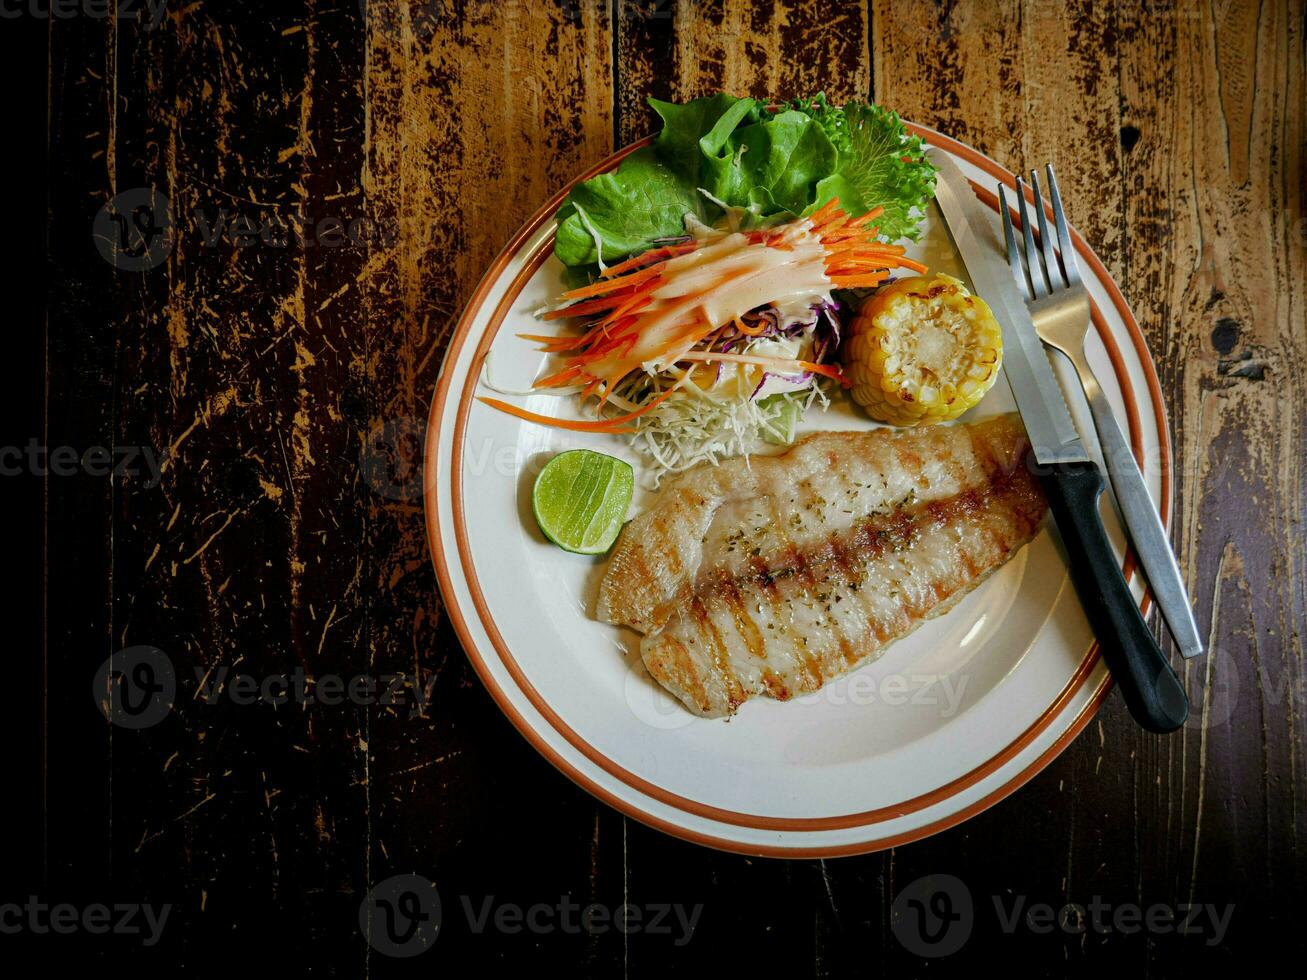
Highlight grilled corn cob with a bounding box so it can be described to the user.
[844,273,1003,426]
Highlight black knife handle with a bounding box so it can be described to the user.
[1037,460,1189,733]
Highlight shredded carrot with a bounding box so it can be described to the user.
[885,256,928,274]
[807,198,842,225]
[599,241,697,278]
[477,398,635,434]
[542,291,640,321]
[517,332,590,351]
[599,288,660,328]
[533,364,584,388]
[818,215,850,238]
[559,263,663,301]
[478,382,685,434]
[830,274,891,287]
[822,239,899,257]
[734,315,768,337]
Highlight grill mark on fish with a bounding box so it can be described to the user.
[689,596,736,702]
[656,513,685,579]
[654,636,706,713]
[965,423,996,478]
[934,494,982,580]
[769,542,817,678]
[894,443,925,478]
[761,667,789,699]
[771,501,861,673]
[958,424,1013,559]
[827,532,887,645]
[748,555,793,664]
[779,477,846,681]
[812,540,861,665]
[717,577,766,660]
[956,424,989,485]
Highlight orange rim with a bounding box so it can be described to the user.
[423,126,1171,857]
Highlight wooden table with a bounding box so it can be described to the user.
[35,0,1304,972]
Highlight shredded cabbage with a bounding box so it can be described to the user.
[608,337,832,486]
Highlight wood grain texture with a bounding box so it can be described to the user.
[39,0,1305,974]
[1117,0,1306,919]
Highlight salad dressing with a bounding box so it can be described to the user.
[589,223,831,383]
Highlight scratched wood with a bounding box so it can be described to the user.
[1116,0,1307,930]
[39,0,1304,974]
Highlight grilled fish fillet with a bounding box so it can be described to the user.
[598,414,1048,717]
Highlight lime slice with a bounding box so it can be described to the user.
[531,450,634,555]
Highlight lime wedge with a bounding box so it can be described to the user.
[531,450,634,555]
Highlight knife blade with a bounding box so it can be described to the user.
[930,151,1089,466]
[927,148,1189,733]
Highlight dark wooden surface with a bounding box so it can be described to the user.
[30,0,1305,974]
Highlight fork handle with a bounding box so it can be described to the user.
[1038,461,1189,733]
[1075,364,1205,659]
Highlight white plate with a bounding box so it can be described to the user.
[424,127,1172,856]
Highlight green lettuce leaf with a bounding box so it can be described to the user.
[698,109,838,215]
[650,94,759,186]
[551,93,937,269]
[800,101,937,242]
[553,147,708,268]
[553,95,759,268]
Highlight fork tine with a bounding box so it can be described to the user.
[998,186,1030,298]
[1015,176,1049,298]
[1029,170,1063,289]
[1045,164,1081,286]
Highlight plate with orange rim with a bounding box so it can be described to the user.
[422,125,1170,857]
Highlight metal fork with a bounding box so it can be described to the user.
[1000,167,1203,660]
